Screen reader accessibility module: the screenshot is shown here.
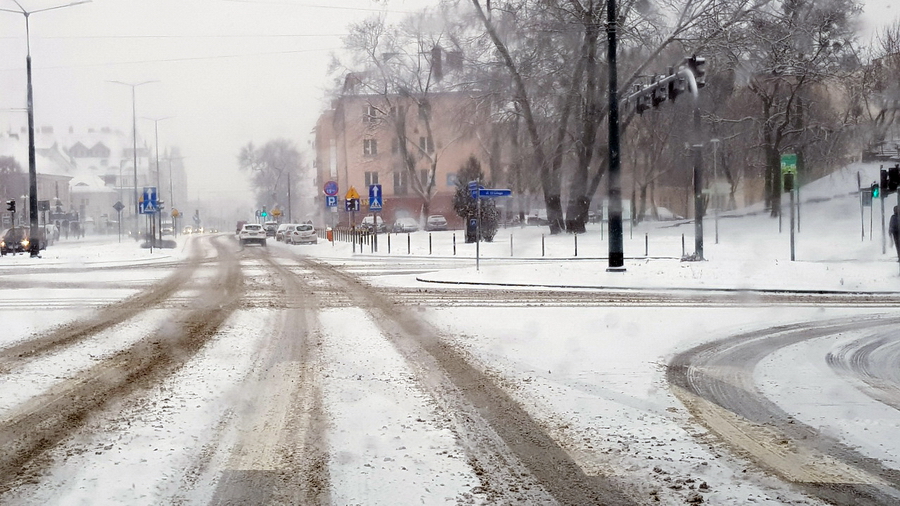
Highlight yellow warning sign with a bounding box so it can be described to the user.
[345,186,360,200]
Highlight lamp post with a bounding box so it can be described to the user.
[108,80,158,240]
[144,116,172,246]
[1,0,92,256]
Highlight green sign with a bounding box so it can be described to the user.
[781,153,798,175]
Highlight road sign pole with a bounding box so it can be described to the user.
[476,190,481,271]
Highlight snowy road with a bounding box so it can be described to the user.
[1,233,899,505]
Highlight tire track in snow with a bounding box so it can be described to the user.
[284,251,636,506]
[668,315,900,506]
[0,238,204,371]
[0,235,243,495]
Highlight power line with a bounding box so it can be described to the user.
[0,33,347,40]
[0,47,341,71]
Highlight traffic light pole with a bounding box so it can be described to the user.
[606,0,625,271]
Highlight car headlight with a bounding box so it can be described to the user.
[21,239,29,247]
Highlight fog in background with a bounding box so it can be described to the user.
[0,0,896,219]
[0,0,428,217]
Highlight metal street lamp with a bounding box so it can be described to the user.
[144,116,172,246]
[108,79,158,240]
[0,0,92,256]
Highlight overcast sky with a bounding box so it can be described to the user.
[0,0,897,212]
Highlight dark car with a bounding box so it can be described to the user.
[424,214,448,231]
[1,227,45,255]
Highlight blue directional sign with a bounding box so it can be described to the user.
[479,188,512,198]
[345,198,360,212]
[368,184,383,211]
[325,195,338,208]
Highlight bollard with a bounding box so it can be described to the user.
[407,233,411,255]
[387,233,391,254]
[645,233,648,257]
[542,234,545,257]
[429,233,432,255]
[574,233,578,257]
[453,233,456,255]
[681,234,685,257]
[352,230,357,253]
[510,233,513,257]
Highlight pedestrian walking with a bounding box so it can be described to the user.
[890,205,900,262]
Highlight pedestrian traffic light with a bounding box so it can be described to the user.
[261,207,268,218]
[5,199,14,213]
[888,165,900,193]
[685,55,707,88]
[872,183,880,199]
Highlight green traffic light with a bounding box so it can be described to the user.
[873,185,880,198]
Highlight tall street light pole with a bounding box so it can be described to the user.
[108,80,158,240]
[0,0,92,257]
[144,116,172,245]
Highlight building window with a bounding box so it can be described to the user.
[363,139,378,156]
[394,170,408,196]
[365,171,379,187]
[363,104,377,123]
[420,169,430,187]
[418,136,434,153]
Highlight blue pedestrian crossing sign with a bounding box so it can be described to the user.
[140,186,158,214]
[368,184,383,211]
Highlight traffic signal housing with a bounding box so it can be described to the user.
[5,199,14,213]
[261,206,268,218]
[686,55,707,88]
[889,165,900,193]
[872,183,880,199]
[881,168,891,195]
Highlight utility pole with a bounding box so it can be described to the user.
[108,80,158,239]
[1,0,92,256]
[606,0,625,271]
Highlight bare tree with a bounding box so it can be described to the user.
[237,139,305,216]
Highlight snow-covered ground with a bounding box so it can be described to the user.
[1,161,899,504]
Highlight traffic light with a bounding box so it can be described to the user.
[5,199,14,213]
[635,94,650,115]
[881,168,890,195]
[685,55,707,88]
[668,75,685,101]
[888,165,900,193]
[872,183,880,199]
[261,206,268,218]
[651,81,667,107]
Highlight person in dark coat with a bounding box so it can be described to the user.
[890,206,900,262]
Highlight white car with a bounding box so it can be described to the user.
[239,223,267,246]
[275,223,295,242]
[287,223,317,244]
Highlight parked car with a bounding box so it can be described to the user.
[360,215,386,233]
[286,223,317,244]
[263,221,279,237]
[275,223,295,242]
[238,223,267,247]
[424,214,448,231]
[1,226,45,255]
[392,217,418,233]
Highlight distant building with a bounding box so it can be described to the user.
[314,88,494,228]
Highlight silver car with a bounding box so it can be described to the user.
[287,223,317,244]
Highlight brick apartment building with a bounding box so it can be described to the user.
[314,86,492,229]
